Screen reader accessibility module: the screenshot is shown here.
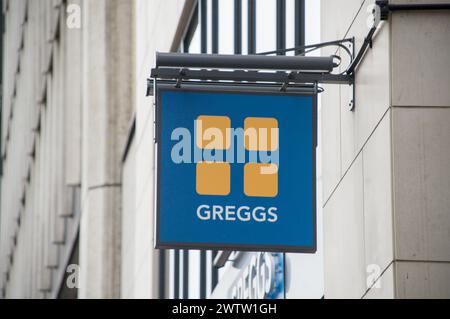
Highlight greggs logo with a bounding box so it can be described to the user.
[195,116,278,198]
[170,115,280,197]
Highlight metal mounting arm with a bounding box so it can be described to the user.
[156,52,337,73]
[149,49,355,96]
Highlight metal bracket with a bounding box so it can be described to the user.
[148,38,362,108]
[152,67,353,85]
[348,83,356,112]
[347,38,356,111]
[146,78,154,96]
[280,71,296,92]
[174,68,187,88]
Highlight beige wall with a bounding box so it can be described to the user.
[321,0,450,298]
[119,0,192,299]
[390,6,450,298]
[77,0,135,299]
[0,0,83,298]
[0,0,135,299]
[0,0,192,299]
[322,0,393,299]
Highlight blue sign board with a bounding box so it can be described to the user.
[155,88,316,253]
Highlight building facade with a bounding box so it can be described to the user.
[0,0,134,298]
[321,0,450,298]
[1,0,449,299]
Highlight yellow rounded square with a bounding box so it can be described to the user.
[244,163,278,197]
[196,162,230,196]
[244,117,279,151]
[196,116,231,150]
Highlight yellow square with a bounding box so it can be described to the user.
[196,162,230,196]
[244,117,278,151]
[196,116,231,150]
[244,163,278,197]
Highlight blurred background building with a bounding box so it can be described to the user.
[0,0,449,299]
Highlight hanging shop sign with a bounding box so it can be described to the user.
[154,87,316,253]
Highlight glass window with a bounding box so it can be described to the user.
[187,26,201,54]
[256,0,277,53]
[242,0,248,54]
[218,0,234,54]
[183,4,200,53]
[168,250,176,298]
[188,251,201,298]
[305,0,320,55]
[207,0,213,53]
[286,0,296,55]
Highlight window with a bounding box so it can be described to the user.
[256,0,276,53]
[183,3,200,53]
[218,0,234,54]
[165,0,308,299]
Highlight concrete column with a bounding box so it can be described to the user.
[79,0,134,298]
[390,6,450,298]
[321,0,450,299]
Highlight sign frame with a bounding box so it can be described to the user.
[154,84,317,253]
